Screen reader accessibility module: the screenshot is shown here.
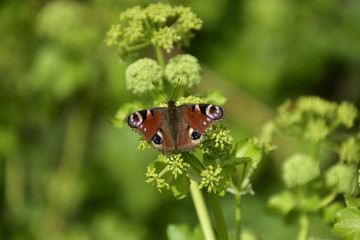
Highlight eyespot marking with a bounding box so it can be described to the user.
[152,134,162,145]
[127,112,143,128]
[206,105,224,120]
[191,131,201,140]
[188,126,202,142]
[151,129,163,145]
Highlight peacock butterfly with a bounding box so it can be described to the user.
[126,100,225,155]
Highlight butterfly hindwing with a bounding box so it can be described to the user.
[126,107,177,154]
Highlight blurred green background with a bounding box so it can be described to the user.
[1,0,359,239]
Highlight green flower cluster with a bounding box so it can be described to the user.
[165,54,201,88]
[340,137,360,164]
[125,58,162,95]
[258,96,359,152]
[176,95,204,105]
[282,154,320,188]
[125,55,202,95]
[326,163,358,195]
[199,166,224,193]
[137,139,152,151]
[164,154,190,180]
[263,96,360,235]
[106,3,202,58]
[201,125,233,160]
[145,154,190,195]
[145,166,170,192]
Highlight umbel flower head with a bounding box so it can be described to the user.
[165,54,202,88]
[199,166,224,193]
[125,58,162,95]
[201,125,233,160]
[272,96,359,143]
[325,163,359,195]
[282,153,320,188]
[106,3,202,59]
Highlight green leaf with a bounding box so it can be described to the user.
[267,191,296,216]
[171,173,190,199]
[322,202,344,223]
[332,206,360,240]
[345,196,360,208]
[235,138,262,163]
[202,153,215,166]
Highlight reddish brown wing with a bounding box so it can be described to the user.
[126,107,176,154]
[176,104,225,152]
[126,107,165,140]
[178,104,225,133]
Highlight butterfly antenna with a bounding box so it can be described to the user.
[171,79,181,101]
[152,82,169,102]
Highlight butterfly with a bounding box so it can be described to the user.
[126,100,225,155]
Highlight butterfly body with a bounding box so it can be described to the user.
[126,101,225,155]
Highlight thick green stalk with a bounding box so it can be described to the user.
[209,193,229,240]
[298,213,309,240]
[190,180,216,240]
[297,187,309,240]
[319,191,338,208]
[235,163,247,240]
[154,45,165,69]
[235,194,242,240]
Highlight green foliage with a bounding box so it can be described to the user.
[3,1,359,240]
[333,197,360,240]
[261,96,360,239]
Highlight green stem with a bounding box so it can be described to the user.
[182,152,204,174]
[234,162,248,240]
[297,213,309,240]
[190,180,216,240]
[154,45,165,69]
[319,191,338,208]
[235,194,242,240]
[209,193,229,240]
[126,41,151,52]
[297,186,309,240]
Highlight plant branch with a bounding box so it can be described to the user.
[298,213,309,240]
[235,194,242,240]
[209,193,229,240]
[190,180,216,240]
[154,45,165,69]
[126,41,151,52]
